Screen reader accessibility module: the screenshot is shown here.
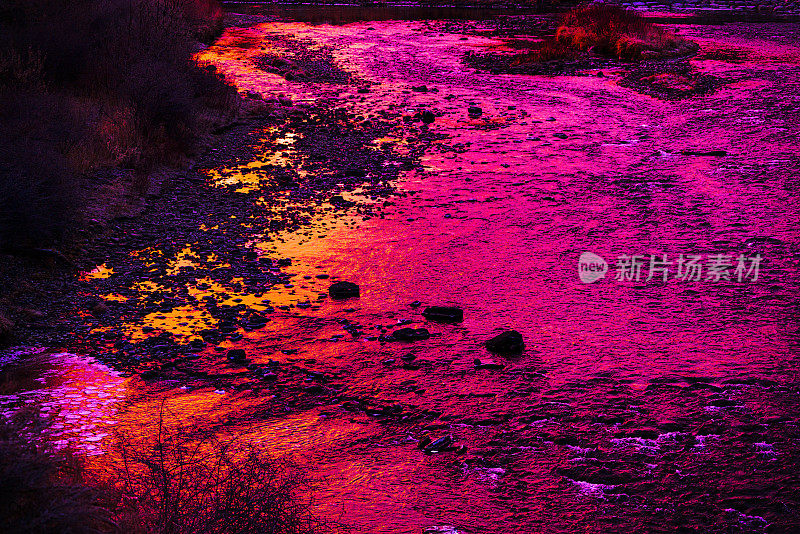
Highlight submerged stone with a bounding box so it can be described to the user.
[485,330,524,354]
[422,306,464,323]
[392,327,430,341]
[329,281,360,299]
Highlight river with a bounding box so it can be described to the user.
[3,12,800,534]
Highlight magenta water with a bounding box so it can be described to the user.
[7,18,800,534]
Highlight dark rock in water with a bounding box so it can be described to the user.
[409,300,422,308]
[474,358,504,370]
[329,281,360,299]
[140,370,160,380]
[391,328,430,341]
[744,236,782,247]
[424,434,454,453]
[553,133,568,139]
[422,306,463,323]
[277,258,292,267]
[218,321,237,334]
[485,330,524,354]
[468,106,482,117]
[681,149,727,157]
[357,87,370,93]
[421,110,436,124]
[412,85,429,92]
[227,349,247,363]
[418,435,432,449]
[248,314,269,327]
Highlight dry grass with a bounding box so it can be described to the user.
[515,3,696,63]
[0,0,237,249]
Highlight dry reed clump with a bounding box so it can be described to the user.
[519,3,696,63]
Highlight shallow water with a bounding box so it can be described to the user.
[8,17,800,534]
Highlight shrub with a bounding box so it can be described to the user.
[110,411,332,534]
[0,409,113,534]
[0,407,335,534]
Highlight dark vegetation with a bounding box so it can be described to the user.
[0,0,236,250]
[0,408,334,534]
[0,409,112,534]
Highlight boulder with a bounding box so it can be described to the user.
[474,358,504,370]
[392,327,430,341]
[485,330,524,354]
[424,434,454,453]
[422,306,463,323]
[421,110,436,124]
[329,281,360,299]
[467,106,482,118]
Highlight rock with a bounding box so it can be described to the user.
[424,434,454,452]
[329,281,360,299]
[412,85,429,92]
[278,96,293,106]
[218,321,237,334]
[422,306,463,323]
[681,149,727,157]
[90,302,109,316]
[485,330,524,354]
[409,300,422,308]
[357,87,370,93]
[474,358,504,370]
[392,327,430,341]
[227,349,247,363]
[421,110,436,124]
[330,195,355,207]
[467,106,482,118]
[553,133,568,139]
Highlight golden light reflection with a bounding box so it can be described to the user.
[204,131,305,193]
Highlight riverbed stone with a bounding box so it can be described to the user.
[329,281,360,299]
[485,330,524,354]
[422,306,464,323]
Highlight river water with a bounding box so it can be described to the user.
[5,15,800,534]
